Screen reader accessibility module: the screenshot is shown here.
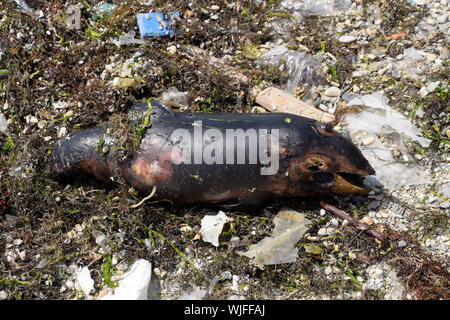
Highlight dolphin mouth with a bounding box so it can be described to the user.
[332,169,374,194]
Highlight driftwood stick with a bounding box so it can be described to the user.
[320,201,385,241]
[256,87,335,124]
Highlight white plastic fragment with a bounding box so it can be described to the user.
[177,288,207,300]
[238,208,311,265]
[76,266,95,295]
[101,259,152,300]
[200,211,228,247]
[66,5,81,30]
[115,31,146,47]
[160,86,189,110]
[0,112,7,133]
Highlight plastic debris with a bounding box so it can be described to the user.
[177,288,207,300]
[279,0,353,17]
[76,266,94,295]
[101,259,152,300]
[407,0,427,5]
[14,0,44,19]
[238,208,311,265]
[91,1,116,21]
[343,92,432,189]
[137,12,181,38]
[160,86,189,110]
[259,46,324,93]
[256,87,334,123]
[0,112,7,133]
[66,5,81,30]
[200,211,228,247]
[115,31,146,47]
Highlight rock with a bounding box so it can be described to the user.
[437,14,448,24]
[324,86,341,97]
[58,127,68,138]
[330,218,339,227]
[167,45,177,55]
[403,47,424,60]
[339,35,356,43]
[426,53,437,62]
[200,211,228,247]
[362,136,375,145]
[318,227,327,236]
[426,81,439,92]
[415,107,425,118]
[210,5,220,11]
[13,239,23,246]
[367,201,381,210]
[419,86,428,98]
[0,290,8,300]
[439,201,450,209]
[76,266,94,295]
[398,240,407,247]
[352,70,370,77]
[95,233,107,247]
[101,259,152,300]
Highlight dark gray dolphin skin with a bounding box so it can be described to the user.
[52,100,375,207]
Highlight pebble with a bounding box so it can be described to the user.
[318,228,327,236]
[419,87,428,98]
[398,240,407,248]
[95,233,107,247]
[426,53,437,62]
[339,35,356,43]
[439,201,449,209]
[58,126,68,138]
[324,87,341,97]
[367,201,381,210]
[14,239,23,246]
[167,45,177,55]
[362,136,375,145]
[437,14,448,24]
[0,291,8,300]
[330,219,339,227]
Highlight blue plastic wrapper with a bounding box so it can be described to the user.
[137,12,181,38]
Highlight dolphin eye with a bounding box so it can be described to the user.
[322,123,333,132]
[308,165,321,172]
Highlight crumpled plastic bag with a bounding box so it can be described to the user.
[343,92,432,189]
[259,46,324,93]
[279,0,353,16]
[238,209,311,265]
[160,86,189,110]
